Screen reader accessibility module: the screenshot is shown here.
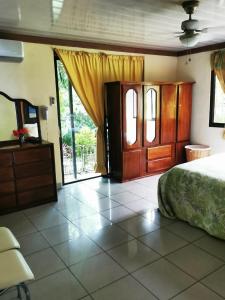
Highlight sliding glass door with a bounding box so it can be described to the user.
[55,58,100,184]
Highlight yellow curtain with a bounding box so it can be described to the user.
[211,50,225,94]
[55,49,144,174]
[103,54,144,82]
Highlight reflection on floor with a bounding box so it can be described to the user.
[1,175,225,300]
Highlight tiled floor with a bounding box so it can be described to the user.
[1,175,225,300]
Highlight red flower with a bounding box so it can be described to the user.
[13,128,29,137]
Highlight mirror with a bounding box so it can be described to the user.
[146,88,156,143]
[0,91,41,143]
[126,89,137,145]
[0,94,18,141]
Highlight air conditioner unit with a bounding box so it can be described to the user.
[0,39,24,62]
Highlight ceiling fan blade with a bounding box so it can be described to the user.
[199,26,225,33]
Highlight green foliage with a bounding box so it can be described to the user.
[62,132,72,147]
[74,111,95,131]
[76,127,96,146]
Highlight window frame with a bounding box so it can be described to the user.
[209,70,225,128]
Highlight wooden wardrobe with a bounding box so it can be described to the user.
[105,81,193,182]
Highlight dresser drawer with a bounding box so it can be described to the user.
[147,145,173,160]
[17,185,55,206]
[0,153,13,167]
[14,147,52,165]
[15,160,53,179]
[0,167,14,182]
[16,174,54,192]
[147,157,173,173]
[0,181,15,195]
[0,194,17,210]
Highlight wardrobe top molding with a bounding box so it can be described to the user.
[105,81,195,86]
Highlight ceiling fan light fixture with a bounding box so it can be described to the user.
[179,32,199,47]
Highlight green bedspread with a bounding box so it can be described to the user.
[158,153,225,240]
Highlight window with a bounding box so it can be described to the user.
[209,71,225,127]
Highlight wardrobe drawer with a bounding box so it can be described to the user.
[0,181,15,195]
[0,167,14,182]
[14,147,52,165]
[15,160,53,179]
[17,185,55,206]
[147,144,172,160]
[147,157,173,173]
[16,174,54,192]
[0,153,13,167]
[0,194,17,210]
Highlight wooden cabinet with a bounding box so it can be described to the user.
[105,81,193,181]
[161,85,177,144]
[0,142,57,214]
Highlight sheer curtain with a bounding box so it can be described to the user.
[55,49,144,174]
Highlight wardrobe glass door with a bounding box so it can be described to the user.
[143,85,160,147]
[123,85,142,150]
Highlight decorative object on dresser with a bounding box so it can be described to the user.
[0,91,57,214]
[105,81,194,182]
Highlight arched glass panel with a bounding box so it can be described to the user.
[126,89,137,145]
[146,88,156,142]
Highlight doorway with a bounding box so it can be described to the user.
[55,58,100,184]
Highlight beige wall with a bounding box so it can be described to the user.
[177,51,225,154]
[0,42,178,184]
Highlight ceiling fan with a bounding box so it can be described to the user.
[177,0,206,47]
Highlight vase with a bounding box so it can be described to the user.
[19,135,25,146]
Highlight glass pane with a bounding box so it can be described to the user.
[0,95,17,141]
[146,89,156,142]
[214,77,225,123]
[126,89,137,145]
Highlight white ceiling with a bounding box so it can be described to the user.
[0,0,225,52]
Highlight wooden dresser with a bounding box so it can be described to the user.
[105,81,194,182]
[0,142,57,214]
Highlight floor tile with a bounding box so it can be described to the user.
[92,276,157,300]
[172,283,224,300]
[90,184,126,196]
[18,231,50,256]
[60,203,97,221]
[118,215,159,237]
[139,228,188,255]
[23,203,57,216]
[26,248,65,280]
[166,244,223,280]
[70,252,127,292]
[41,222,82,246]
[80,196,120,212]
[89,225,133,250]
[108,240,160,272]
[0,211,26,226]
[29,269,87,300]
[101,206,136,223]
[110,191,142,205]
[54,236,102,266]
[72,214,112,234]
[133,258,194,300]
[29,210,68,230]
[194,235,225,261]
[124,198,155,213]
[202,266,225,298]
[166,221,205,242]
[142,208,174,227]
[127,184,154,198]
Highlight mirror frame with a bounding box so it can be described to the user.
[0,91,42,145]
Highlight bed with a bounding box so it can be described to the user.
[158,153,225,240]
